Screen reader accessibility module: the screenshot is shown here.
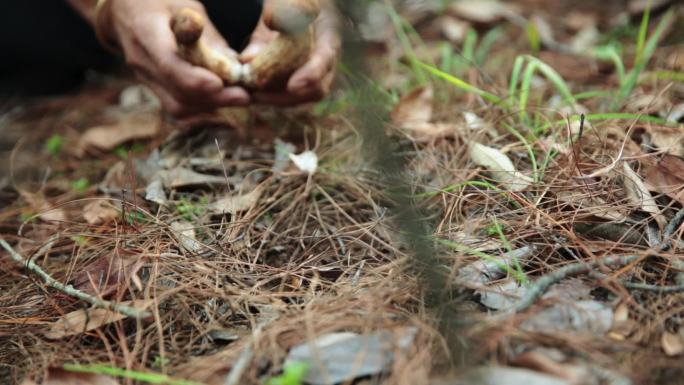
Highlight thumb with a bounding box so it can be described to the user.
[240,41,267,62]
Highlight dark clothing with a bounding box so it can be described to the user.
[0,1,262,97]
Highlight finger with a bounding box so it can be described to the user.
[240,16,279,62]
[140,13,225,97]
[287,42,338,94]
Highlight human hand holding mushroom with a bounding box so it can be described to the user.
[89,0,339,116]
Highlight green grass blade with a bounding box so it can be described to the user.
[417,61,503,104]
[63,364,205,385]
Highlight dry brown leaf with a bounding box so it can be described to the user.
[438,16,469,43]
[449,0,513,24]
[662,331,684,356]
[647,126,684,156]
[78,110,161,153]
[628,0,673,15]
[469,142,532,191]
[170,221,204,253]
[19,191,67,223]
[155,167,226,189]
[210,187,263,215]
[556,190,629,222]
[44,299,153,339]
[22,369,120,385]
[83,200,120,225]
[668,51,684,71]
[391,86,433,127]
[71,250,145,298]
[511,349,592,384]
[626,93,669,115]
[643,154,684,204]
[622,162,664,226]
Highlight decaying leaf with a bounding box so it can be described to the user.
[438,16,469,43]
[285,328,418,385]
[78,111,161,153]
[646,125,684,156]
[457,366,572,385]
[83,200,120,225]
[662,331,684,356]
[170,221,204,253]
[154,167,226,189]
[448,0,513,24]
[477,279,528,310]
[44,300,153,339]
[521,300,613,335]
[210,187,262,215]
[71,250,145,298]
[391,86,433,128]
[622,162,663,226]
[556,190,629,222]
[457,246,536,286]
[144,179,167,206]
[511,349,593,384]
[469,142,532,191]
[643,154,684,205]
[20,191,67,223]
[289,151,319,175]
[21,369,120,385]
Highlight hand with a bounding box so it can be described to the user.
[102,0,251,116]
[240,1,341,106]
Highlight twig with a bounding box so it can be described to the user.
[516,208,684,312]
[514,255,641,312]
[1,238,151,319]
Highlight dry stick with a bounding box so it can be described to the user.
[515,208,684,312]
[1,238,151,319]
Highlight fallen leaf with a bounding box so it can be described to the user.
[646,125,684,156]
[449,0,513,24]
[22,368,120,385]
[285,328,418,385]
[457,366,572,385]
[438,16,469,43]
[71,250,144,298]
[521,300,613,335]
[628,0,673,15]
[44,300,153,339]
[20,191,67,223]
[665,103,684,124]
[622,162,663,225]
[457,246,536,286]
[662,331,684,356]
[144,179,167,206]
[210,187,262,215]
[477,280,528,310]
[556,190,629,222]
[118,84,160,111]
[643,154,684,204]
[83,200,120,225]
[469,142,532,191]
[391,86,433,128]
[626,93,669,115]
[78,111,160,153]
[511,349,593,384]
[154,167,226,189]
[289,151,318,175]
[170,221,204,253]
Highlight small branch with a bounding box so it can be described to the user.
[514,255,640,312]
[1,238,151,319]
[515,209,684,312]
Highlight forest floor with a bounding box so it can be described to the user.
[2,1,684,385]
